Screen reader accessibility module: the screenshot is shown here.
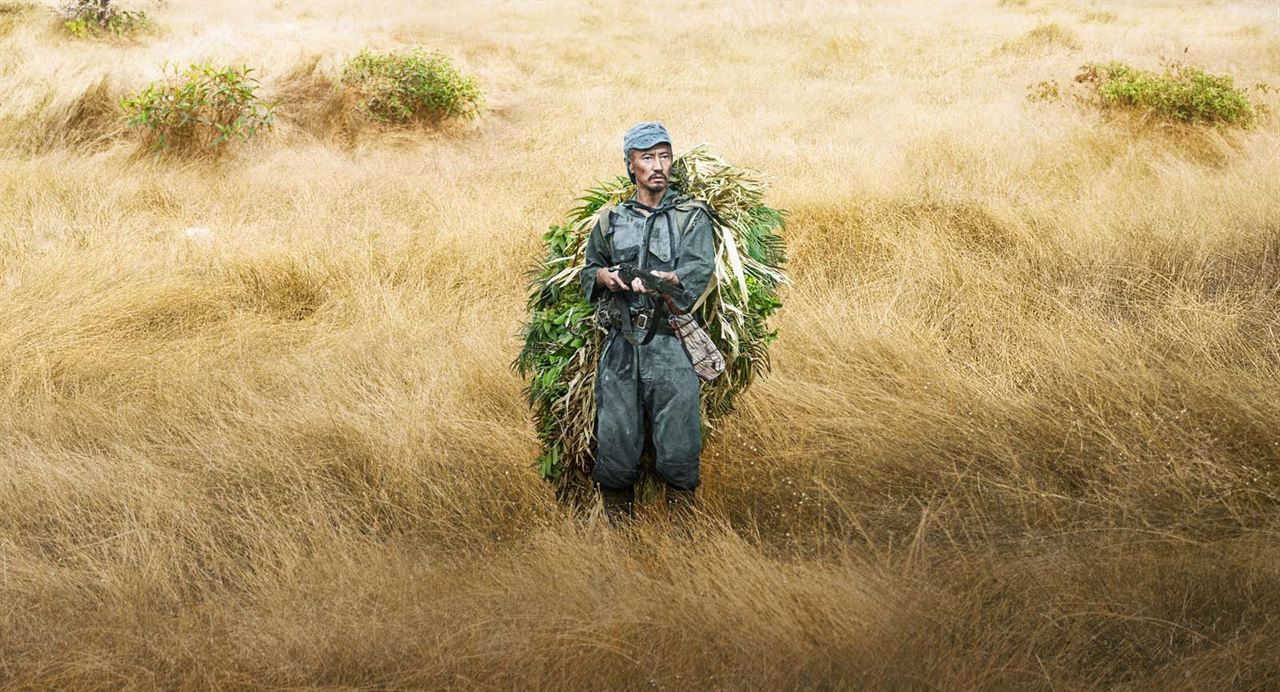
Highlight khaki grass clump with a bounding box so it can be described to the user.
[1000,22,1081,54]
[1081,10,1118,24]
[0,1,36,37]
[516,147,787,502]
[1075,60,1258,126]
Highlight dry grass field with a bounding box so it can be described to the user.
[2,0,1280,688]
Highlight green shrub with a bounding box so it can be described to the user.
[58,0,149,38]
[1075,61,1257,126]
[120,62,276,154]
[339,47,482,124]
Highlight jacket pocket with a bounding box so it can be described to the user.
[611,244,639,267]
[611,216,644,252]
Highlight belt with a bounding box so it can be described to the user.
[628,308,673,335]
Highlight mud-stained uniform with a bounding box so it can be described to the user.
[579,187,716,491]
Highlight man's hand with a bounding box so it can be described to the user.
[648,270,680,286]
[605,264,687,297]
[629,271,679,295]
[596,266,630,292]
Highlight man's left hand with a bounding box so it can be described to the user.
[648,270,680,286]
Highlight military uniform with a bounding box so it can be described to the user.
[580,186,716,501]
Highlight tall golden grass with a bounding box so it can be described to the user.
[2,0,1279,687]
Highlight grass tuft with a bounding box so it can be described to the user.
[1000,22,1082,54]
[1081,9,1119,24]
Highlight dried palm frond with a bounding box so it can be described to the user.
[514,146,787,504]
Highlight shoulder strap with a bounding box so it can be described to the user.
[674,198,711,213]
[672,200,719,314]
[596,204,616,235]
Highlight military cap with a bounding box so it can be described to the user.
[623,121,672,161]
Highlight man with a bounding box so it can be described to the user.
[579,122,716,525]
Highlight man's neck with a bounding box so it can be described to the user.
[634,186,666,210]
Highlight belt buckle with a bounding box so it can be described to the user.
[633,311,650,330]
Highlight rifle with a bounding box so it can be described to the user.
[611,263,687,307]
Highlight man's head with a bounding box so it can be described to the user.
[623,121,673,194]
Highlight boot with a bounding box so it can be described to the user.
[600,485,634,527]
[665,484,696,523]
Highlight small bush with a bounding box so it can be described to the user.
[339,47,482,125]
[120,62,276,154]
[1075,61,1257,126]
[58,0,149,38]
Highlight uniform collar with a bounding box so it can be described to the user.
[622,186,682,214]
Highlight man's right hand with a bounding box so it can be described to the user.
[596,266,630,292]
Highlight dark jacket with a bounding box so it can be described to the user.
[579,187,716,315]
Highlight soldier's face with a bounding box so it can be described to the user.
[629,143,673,194]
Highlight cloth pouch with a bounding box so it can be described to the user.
[667,313,725,382]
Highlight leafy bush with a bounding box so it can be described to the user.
[1075,61,1257,126]
[58,0,149,38]
[120,62,276,154]
[339,47,482,124]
